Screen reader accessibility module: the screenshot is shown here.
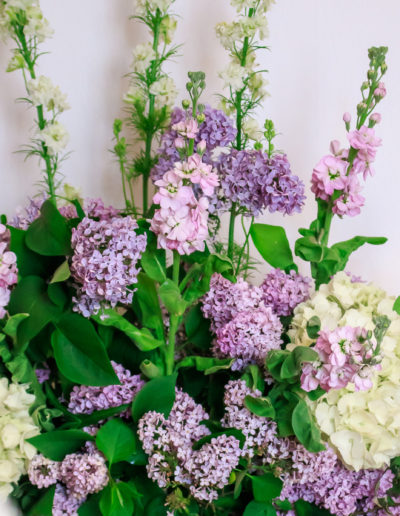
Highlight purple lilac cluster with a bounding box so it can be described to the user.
[301,326,382,392]
[29,451,108,515]
[260,269,311,316]
[68,361,144,415]
[214,305,282,370]
[70,216,147,316]
[138,388,241,503]
[222,381,397,515]
[213,150,305,217]
[0,225,18,319]
[151,106,236,183]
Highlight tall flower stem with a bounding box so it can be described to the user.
[166,251,180,375]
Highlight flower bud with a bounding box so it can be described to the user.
[174,137,185,149]
[342,112,351,124]
[367,69,376,80]
[369,112,382,125]
[357,102,367,114]
[197,140,206,154]
[197,113,206,124]
[361,81,369,90]
[181,99,190,109]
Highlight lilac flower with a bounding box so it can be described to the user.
[59,452,109,500]
[214,150,305,217]
[10,195,45,230]
[36,365,51,384]
[68,361,144,415]
[214,305,283,370]
[70,216,147,316]
[260,268,311,316]
[0,240,18,319]
[28,454,60,488]
[202,273,264,332]
[53,483,82,516]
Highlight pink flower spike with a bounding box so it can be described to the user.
[311,155,348,201]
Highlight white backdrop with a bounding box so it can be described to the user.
[0,1,400,509]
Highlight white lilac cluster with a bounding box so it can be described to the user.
[0,378,39,499]
[289,271,400,470]
[138,388,241,503]
[0,0,53,43]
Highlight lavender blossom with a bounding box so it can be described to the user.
[68,361,144,415]
[28,454,60,488]
[59,452,109,500]
[261,268,312,316]
[214,305,283,370]
[70,216,147,316]
[214,150,305,217]
[53,483,82,516]
[202,273,264,332]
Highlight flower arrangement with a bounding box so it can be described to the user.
[0,0,399,515]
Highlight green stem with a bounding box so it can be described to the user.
[227,203,237,260]
[15,27,56,203]
[166,251,180,375]
[236,215,254,275]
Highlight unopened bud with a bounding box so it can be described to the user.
[197,113,205,124]
[361,81,369,90]
[174,137,185,149]
[357,102,367,114]
[367,69,376,80]
[343,112,351,124]
[182,99,190,109]
[370,112,382,125]
[329,139,341,156]
[254,142,263,151]
[197,139,206,153]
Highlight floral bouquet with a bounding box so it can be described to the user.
[0,0,399,515]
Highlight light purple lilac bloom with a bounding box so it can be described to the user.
[214,150,305,217]
[70,216,147,316]
[28,454,60,489]
[0,235,18,319]
[151,106,236,183]
[59,452,109,500]
[53,483,82,516]
[138,388,240,504]
[68,361,144,415]
[260,268,312,316]
[36,365,51,384]
[214,305,282,370]
[202,273,264,332]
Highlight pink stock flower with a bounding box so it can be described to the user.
[311,155,348,200]
[301,326,381,393]
[370,112,382,124]
[348,125,382,160]
[374,81,386,98]
[333,176,365,217]
[172,118,199,139]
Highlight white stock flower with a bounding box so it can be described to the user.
[4,0,36,9]
[132,42,156,74]
[149,75,177,109]
[219,61,247,91]
[135,0,173,17]
[159,14,176,44]
[0,378,39,499]
[40,121,69,155]
[243,117,263,141]
[231,0,275,13]
[123,83,145,105]
[24,6,53,42]
[215,22,242,50]
[28,75,69,112]
[289,271,400,470]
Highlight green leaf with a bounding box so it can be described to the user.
[292,399,325,453]
[3,313,29,343]
[250,223,295,270]
[26,200,72,256]
[50,260,71,283]
[330,235,387,269]
[243,501,277,516]
[52,313,119,386]
[175,356,233,374]
[266,350,289,381]
[295,236,323,262]
[141,248,166,283]
[192,429,245,451]
[294,499,331,515]
[99,483,134,516]
[96,419,136,465]
[244,395,275,419]
[93,309,163,352]
[393,297,400,316]
[27,429,94,461]
[27,485,55,516]
[159,279,188,316]
[280,347,319,381]
[9,226,53,277]
[244,364,265,392]
[134,273,164,334]
[8,275,62,349]
[132,374,177,421]
[251,473,283,503]
[306,316,321,340]
[78,494,102,516]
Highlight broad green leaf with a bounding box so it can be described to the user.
[8,275,62,349]
[251,473,283,503]
[27,429,94,461]
[266,349,290,381]
[184,304,212,350]
[280,347,319,381]
[393,296,400,315]
[250,223,295,270]
[76,405,130,428]
[132,374,177,421]
[176,356,233,374]
[9,226,53,278]
[134,273,164,334]
[96,419,136,465]
[26,199,72,256]
[27,485,55,516]
[306,316,321,340]
[243,501,277,516]
[141,248,166,283]
[294,499,331,515]
[243,364,265,392]
[292,399,325,453]
[93,309,163,351]
[331,235,387,268]
[244,395,275,419]
[295,236,323,262]
[50,260,71,283]
[52,313,119,386]
[99,483,134,516]
[3,313,29,343]
[78,494,102,516]
[159,279,188,316]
